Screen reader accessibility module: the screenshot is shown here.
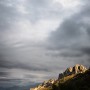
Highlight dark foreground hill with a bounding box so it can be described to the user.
[30,64,90,90]
[52,68,90,90]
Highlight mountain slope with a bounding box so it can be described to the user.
[30,64,90,90]
[52,69,90,90]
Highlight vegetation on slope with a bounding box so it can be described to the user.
[52,69,90,90]
[30,65,90,90]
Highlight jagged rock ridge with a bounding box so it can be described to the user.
[30,64,88,90]
[58,64,87,79]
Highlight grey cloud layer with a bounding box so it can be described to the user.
[48,0,90,65]
[0,0,90,88]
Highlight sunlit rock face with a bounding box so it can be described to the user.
[58,64,87,79]
[30,79,56,90]
[30,64,88,90]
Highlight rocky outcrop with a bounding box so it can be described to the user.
[41,79,56,87]
[58,64,87,79]
[30,64,88,90]
[30,79,57,90]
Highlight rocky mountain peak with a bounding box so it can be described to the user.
[58,64,87,79]
[30,64,88,90]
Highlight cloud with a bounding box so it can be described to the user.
[0,0,90,88]
[0,72,9,77]
[80,47,90,55]
[47,0,90,65]
[0,50,51,72]
[0,59,49,71]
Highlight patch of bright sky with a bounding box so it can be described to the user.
[54,0,80,9]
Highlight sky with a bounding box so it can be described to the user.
[0,0,90,88]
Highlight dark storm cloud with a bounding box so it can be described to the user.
[0,72,9,77]
[48,0,90,63]
[60,50,83,57]
[0,78,22,82]
[0,59,49,72]
[0,78,26,87]
[80,47,90,55]
[0,0,90,88]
